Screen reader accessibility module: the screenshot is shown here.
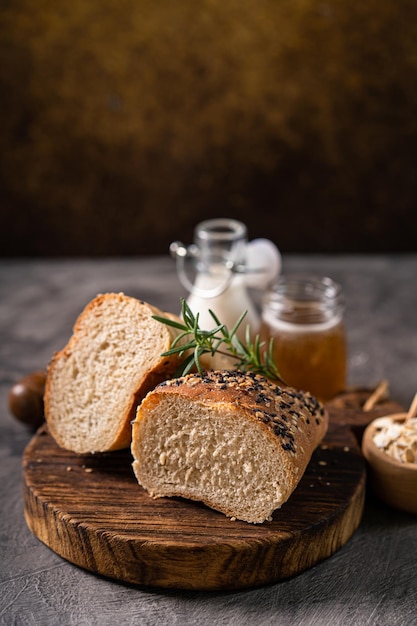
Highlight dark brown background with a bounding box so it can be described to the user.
[1,0,416,256]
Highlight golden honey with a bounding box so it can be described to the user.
[260,275,347,402]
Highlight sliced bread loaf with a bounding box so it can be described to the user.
[44,293,184,454]
[131,370,328,523]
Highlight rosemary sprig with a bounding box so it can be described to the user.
[152,298,285,383]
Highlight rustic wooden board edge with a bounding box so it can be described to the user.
[21,438,365,589]
[21,392,401,591]
[22,462,366,591]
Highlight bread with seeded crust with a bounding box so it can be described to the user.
[44,293,186,454]
[131,370,328,523]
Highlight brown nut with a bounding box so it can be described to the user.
[8,370,47,428]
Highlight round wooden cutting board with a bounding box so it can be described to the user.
[22,393,401,591]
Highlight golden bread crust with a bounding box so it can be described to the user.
[132,370,328,523]
[44,293,184,453]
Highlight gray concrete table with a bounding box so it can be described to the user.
[1,255,416,626]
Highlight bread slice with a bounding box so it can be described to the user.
[44,293,185,454]
[131,370,328,523]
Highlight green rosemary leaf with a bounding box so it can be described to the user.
[160,347,181,357]
[268,337,276,361]
[253,334,262,365]
[230,310,248,340]
[152,314,188,331]
[175,353,196,377]
[161,339,197,357]
[193,345,205,374]
[202,324,225,337]
[154,297,285,383]
[208,308,222,326]
[181,300,196,328]
[232,335,251,358]
[212,336,225,354]
[192,311,200,336]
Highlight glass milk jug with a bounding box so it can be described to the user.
[170,218,281,340]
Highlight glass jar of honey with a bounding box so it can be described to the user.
[260,275,347,402]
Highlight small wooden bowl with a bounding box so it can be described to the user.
[362,413,417,515]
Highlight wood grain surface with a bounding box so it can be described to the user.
[22,392,402,591]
